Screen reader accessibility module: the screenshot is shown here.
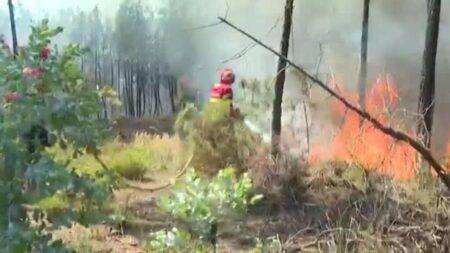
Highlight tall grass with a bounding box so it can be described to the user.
[47,133,187,180]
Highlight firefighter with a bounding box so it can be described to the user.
[209,68,243,119]
[210,68,235,103]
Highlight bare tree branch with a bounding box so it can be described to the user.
[186,21,223,31]
[186,0,231,32]
[221,17,281,64]
[218,16,450,188]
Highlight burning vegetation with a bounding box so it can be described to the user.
[311,76,419,180]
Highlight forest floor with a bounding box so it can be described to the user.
[53,118,450,253]
[56,164,450,252]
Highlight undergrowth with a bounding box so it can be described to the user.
[299,162,450,252]
[176,102,259,176]
[146,168,263,252]
[48,132,186,180]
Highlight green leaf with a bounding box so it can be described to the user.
[64,61,82,80]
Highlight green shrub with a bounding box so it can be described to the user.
[175,103,198,139]
[37,193,70,217]
[49,132,187,182]
[109,147,150,180]
[176,102,259,176]
[47,146,104,177]
[159,168,263,241]
[0,20,111,250]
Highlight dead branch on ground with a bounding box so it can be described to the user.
[217,16,450,189]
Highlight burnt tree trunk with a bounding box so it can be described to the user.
[136,64,141,117]
[110,53,114,90]
[271,0,294,156]
[99,54,108,119]
[168,76,177,113]
[142,65,148,116]
[136,64,145,118]
[94,51,98,87]
[117,60,121,101]
[127,61,134,117]
[130,62,135,117]
[7,0,18,57]
[123,61,130,117]
[153,82,162,117]
[358,0,370,110]
[418,0,441,149]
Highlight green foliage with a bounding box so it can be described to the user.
[48,145,105,177]
[174,103,198,138]
[109,147,150,180]
[146,227,209,253]
[159,168,263,241]
[0,20,110,250]
[176,102,258,175]
[202,100,233,125]
[37,193,70,217]
[50,132,184,182]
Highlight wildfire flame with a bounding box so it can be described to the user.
[310,76,418,180]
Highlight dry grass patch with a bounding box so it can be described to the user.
[47,133,187,180]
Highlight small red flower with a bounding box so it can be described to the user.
[40,47,51,60]
[23,67,44,79]
[4,92,20,104]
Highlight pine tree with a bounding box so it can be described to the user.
[7,0,18,57]
[418,0,441,149]
[271,0,294,156]
[358,0,370,110]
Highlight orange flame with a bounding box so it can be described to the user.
[310,76,418,180]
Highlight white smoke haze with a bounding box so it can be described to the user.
[1,0,449,150]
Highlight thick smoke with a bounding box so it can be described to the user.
[167,0,450,151]
[1,0,449,150]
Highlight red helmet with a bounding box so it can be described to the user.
[220,69,235,85]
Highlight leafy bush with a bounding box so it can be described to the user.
[176,102,259,176]
[174,103,198,138]
[159,168,263,241]
[0,20,111,250]
[109,147,149,180]
[37,193,70,217]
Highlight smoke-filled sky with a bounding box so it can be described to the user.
[2,0,121,16]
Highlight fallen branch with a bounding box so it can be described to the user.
[147,154,194,192]
[217,17,450,188]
